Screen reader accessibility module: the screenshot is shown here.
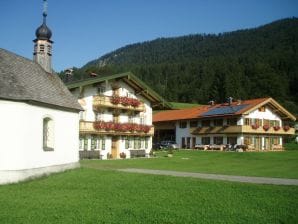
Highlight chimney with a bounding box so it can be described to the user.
[89,72,98,77]
[237,99,242,105]
[227,97,233,106]
[65,68,74,82]
[208,100,215,106]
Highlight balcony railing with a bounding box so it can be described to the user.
[191,125,295,135]
[93,95,145,112]
[80,121,154,136]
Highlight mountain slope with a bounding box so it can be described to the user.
[64,18,298,114]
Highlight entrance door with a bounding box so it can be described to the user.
[181,137,186,149]
[111,136,119,158]
[186,137,191,149]
[264,137,270,150]
[192,137,196,149]
[255,137,261,151]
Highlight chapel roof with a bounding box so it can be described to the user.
[0,48,82,111]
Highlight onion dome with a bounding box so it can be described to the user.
[35,11,52,40]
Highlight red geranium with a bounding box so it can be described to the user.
[283,125,290,132]
[263,124,270,131]
[131,98,141,107]
[251,124,259,129]
[110,95,120,104]
[93,121,106,130]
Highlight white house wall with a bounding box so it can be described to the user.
[0,100,79,184]
[244,107,282,124]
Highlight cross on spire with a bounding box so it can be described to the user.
[43,0,48,23]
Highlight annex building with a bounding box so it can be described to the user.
[153,97,296,151]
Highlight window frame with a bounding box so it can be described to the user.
[43,117,54,151]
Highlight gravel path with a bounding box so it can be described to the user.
[118,168,298,186]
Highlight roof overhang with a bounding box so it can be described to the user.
[66,72,172,110]
[243,98,296,121]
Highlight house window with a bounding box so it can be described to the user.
[79,111,85,120]
[189,121,198,127]
[128,115,134,123]
[201,120,210,127]
[214,119,223,126]
[140,116,146,125]
[125,137,129,149]
[84,136,88,150]
[43,117,54,151]
[245,118,261,126]
[79,137,84,150]
[97,85,106,95]
[141,138,145,149]
[145,137,149,149]
[99,137,106,150]
[95,112,103,121]
[91,135,96,150]
[134,137,141,149]
[202,137,210,145]
[47,45,51,55]
[227,137,237,145]
[214,136,223,145]
[244,136,253,145]
[227,118,237,126]
[258,106,265,112]
[179,121,187,129]
[270,120,280,127]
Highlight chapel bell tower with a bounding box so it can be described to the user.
[33,0,53,73]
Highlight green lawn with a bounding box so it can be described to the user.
[0,168,297,224]
[81,150,298,179]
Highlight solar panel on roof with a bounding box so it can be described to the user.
[202,104,249,116]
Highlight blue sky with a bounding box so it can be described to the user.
[0,0,297,72]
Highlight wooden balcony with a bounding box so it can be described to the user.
[80,121,154,136]
[191,125,295,135]
[241,125,295,135]
[93,95,145,112]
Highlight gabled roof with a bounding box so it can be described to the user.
[66,72,172,109]
[0,48,82,111]
[153,97,296,122]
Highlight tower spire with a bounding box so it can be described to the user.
[43,0,48,23]
[33,0,53,73]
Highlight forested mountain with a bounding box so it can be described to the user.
[61,18,298,114]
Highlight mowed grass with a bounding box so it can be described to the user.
[81,150,298,179]
[0,168,297,224]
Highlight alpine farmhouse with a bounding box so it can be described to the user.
[0,2,81,184]
[154,97,296,151]
[67,73,170,159]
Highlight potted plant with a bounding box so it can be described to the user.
[273,126,280,131]
[120,152,126,159]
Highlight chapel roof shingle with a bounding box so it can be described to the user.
[0,48,82,111]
